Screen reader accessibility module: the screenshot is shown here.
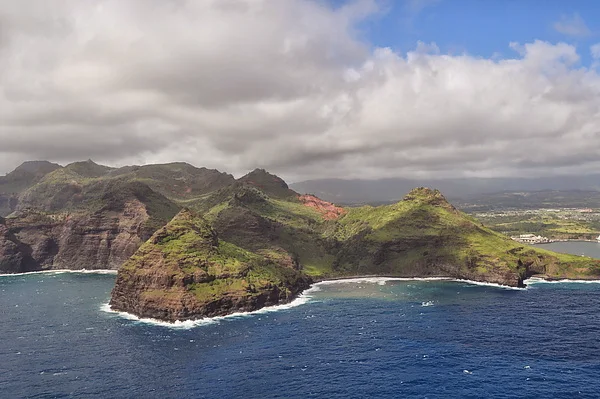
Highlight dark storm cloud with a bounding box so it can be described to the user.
[1,0,600,182]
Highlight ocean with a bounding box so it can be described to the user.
[2,242,600,398]
[535,240,600,259]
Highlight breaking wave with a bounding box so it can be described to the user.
[100,284,323,330]
[316,276,525,290]
[103,276,528,329]
[524,277,600,285]
[450,278,525,290]
[315,277,451,286]
[0,269,118,277]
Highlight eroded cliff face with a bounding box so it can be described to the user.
[0,200,153,272]
[298,194,346,220]
[109,209,312,321]
[0,217,38,273]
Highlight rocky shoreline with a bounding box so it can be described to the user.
[107,273,600,326]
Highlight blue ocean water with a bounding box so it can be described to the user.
[535,241,600,259]
[2,272,600,398]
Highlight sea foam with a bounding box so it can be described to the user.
[315,276,524,290]
[102,276,525,329]
[315,276,451,286]
[0,269,118,277]
[450,278,525,290]
[100,284,323,330]
[524,277,600,285]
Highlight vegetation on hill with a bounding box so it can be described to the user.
[110,209,311,320]
[0,161,62,216]
[107,162,235,200]
[112,183,600,321]
[2,160,235,217]
[238,168,298,199]
[3,160,600,321]
[185,185,600,284]
[64,160,114,178]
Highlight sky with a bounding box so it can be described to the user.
[1,0,600,182]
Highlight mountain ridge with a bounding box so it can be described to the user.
[291,175,600,203]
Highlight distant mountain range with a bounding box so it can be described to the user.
[290,175,600,204]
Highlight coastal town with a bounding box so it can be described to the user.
[510,233,600,244]
[470,207,600,242]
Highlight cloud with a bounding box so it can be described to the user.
[553,13,591,37]
[1,1,600,182]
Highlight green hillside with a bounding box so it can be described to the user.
[110,209,311,320]
[111,177,600,321]
[188,183,600,284]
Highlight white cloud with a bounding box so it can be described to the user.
[553,13,591,37]
[1,0,600,182]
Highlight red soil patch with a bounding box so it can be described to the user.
[298,194,346,220]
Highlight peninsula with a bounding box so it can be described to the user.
[109,171,600,321]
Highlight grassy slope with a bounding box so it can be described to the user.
[190,186,600,284]
[327,189,599,279]
[194,184,335,276]
[0,161,62,194]
[15,161,234,215]
[15,166,181,234]
[108,162,235,200]
[118,209,308,304]
[0,161,63,216]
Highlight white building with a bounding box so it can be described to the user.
[510,234,549,244]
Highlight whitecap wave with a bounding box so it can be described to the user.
[316,276,524,290]
[101,276,530,329]
[0,269,117,277]
[421,301,434,307]
[524,277,600,285]
[315,276,451,286]
[450,278,525,290]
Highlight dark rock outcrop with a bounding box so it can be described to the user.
[0,216,38,273]
[238,168,297,199]
[0,200,164,272]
